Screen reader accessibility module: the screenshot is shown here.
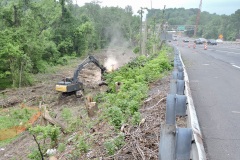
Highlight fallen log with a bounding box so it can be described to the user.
[41,108,67,134]
[42,110,67,134]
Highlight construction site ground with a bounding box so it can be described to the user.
[0,47,186,160]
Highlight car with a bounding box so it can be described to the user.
[207,39,217,45]
[216,39,223,43]
[199,38,207,43]
[194,39,203,44]
[183,39,189,42]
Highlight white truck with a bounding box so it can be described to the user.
[172,34,178,41]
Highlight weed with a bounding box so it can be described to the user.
[78,136,90,153]
[58,143,66,152]
[28,125,60,148]
[107,106,124,129]
[101,48,172,129]
[104,141,116,155]
[67,118,82,132]
[132,112,141,125]
[28,148,42,160]
[104,133,125,155]
[61,108,72,123]
[0,107,37,130]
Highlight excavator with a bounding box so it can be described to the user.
[55,55,107,97]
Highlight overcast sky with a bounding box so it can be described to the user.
[75,0,240,15]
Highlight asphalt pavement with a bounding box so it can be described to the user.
[172,41,240,160]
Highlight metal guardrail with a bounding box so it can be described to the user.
[159,47,207,160]
[178,47,207,160]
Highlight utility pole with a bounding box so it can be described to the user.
[160,5,166,40]
[158,5,166,50]
[138,8,144,54]
[194,0,202,37]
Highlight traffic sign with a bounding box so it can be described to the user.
[177,26,185,31]
[219,34,223,39]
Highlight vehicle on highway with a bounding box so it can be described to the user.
[172,34,178,41]
[194,39,203,44]
[183,39,189,42]
[199,38,207,43]
[216,39,223,43]
[207,39,217,45]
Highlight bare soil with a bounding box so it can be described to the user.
[0,47,186,160]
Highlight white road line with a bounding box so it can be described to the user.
[232,111,240,114]
[215,50,240,54]
[232,65,240,69]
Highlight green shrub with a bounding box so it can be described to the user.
[58,143,66,152]
[61,108,72,123]
[28,148,42,160]
[132,112,141,125]
[101,47,172,129]
[28,125,60,148]
[104,133,125,155]
[104,141,115,155]
[78,136,90,153]
[133,46,140,54]
[107,106,124,129]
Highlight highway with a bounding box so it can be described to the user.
[172,41,240,160]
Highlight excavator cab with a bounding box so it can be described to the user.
[56,77,83,93]
[56,55,106,97]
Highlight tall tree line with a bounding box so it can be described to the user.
[0,0,140,88]
[147,8,240,40]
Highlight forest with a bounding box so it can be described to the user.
[0,0,239,89]
[0,0,140,89]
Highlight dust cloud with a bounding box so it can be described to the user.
[103,23,136,72]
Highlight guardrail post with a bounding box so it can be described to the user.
[159,124,176,160]
[166,94,176,125]
[170,79,177,94]
[175,128,193,160]
[175,95,187,116]
[177,80,185,95]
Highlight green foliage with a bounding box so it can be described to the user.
[101,48,171,128]
[104,133,125,155]
[77,136,90,153]
[132,112,141,125]
[28,125,60,147]
[104,140,116,155]
[61,108,72,123]
[133,46,140,54]
[0,1,141,89]
[107,106,124,129]
[28,148,42,160]
[28,125,61,160]
[58,143,66,152]
[147,8,240,40]
[0,107,37,130]
[61,108,82,132]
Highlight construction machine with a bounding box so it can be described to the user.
[55,55,107,97]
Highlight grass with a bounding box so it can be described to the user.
[0,107,38,130]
